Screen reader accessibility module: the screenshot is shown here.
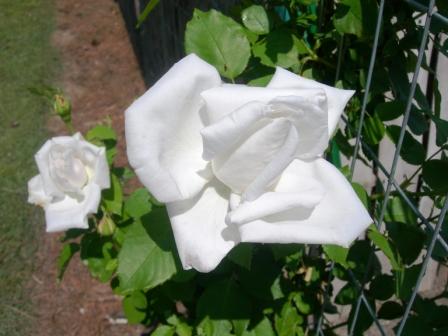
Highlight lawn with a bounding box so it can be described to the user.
[0,0,58,334]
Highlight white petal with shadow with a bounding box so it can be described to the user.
[166,179,239,272]
[125,54,221,203]
[238,158,372,247]
[267,67,355,136]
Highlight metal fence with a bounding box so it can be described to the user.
[118,0,448,335]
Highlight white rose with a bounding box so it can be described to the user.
[125,54,372,272]
[28,133,110,232]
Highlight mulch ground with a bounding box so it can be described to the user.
[30,0,146,335]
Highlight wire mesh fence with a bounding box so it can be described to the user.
[118,0,448,334]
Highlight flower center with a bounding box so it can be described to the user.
[48,145,89,194]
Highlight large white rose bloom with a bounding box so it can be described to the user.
[125,54,372,272]
[28,133,110,232]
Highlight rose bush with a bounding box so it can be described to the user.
[125,54,372,272]
[25,2,448,334]
[28,133,109,232]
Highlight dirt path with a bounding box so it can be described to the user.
[31,0,145,335]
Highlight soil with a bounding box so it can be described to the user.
[31,0,146,335]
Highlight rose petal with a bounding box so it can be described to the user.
[76,133,110,189]
[267,67,355,136]
[28,175,51,207]
[125,54,221,203]
[35,136,79,201]
[166,179,239,272]
[238,158,372,247]
[200,86,328,194]
[201,85,326,125]
[228,180,325,225]
[44,183,101,232]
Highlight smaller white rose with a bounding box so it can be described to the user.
[28,133,110,232]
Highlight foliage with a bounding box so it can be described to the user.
[55,0,448,335]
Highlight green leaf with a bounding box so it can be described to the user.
[242,317,275,336]
[386,221,426,265]
[241,5,270,35]
[197,317,233,336]
[185,9,250,79]
[351,182,369,210]
[123,291,147,324]
[117,208,179,293]
[239,248,281,301]
[384,196,417,225]
[136,0,160,28]
[227,243,253,270]
[422,160,448,193]
[334,130,354,158]
[271,244,303,261]
[167,315,193,336]
[124,188,152,219]
[433,117,448,147]
[376,101,405,122]
[86,125,116,142]
[347,240,380,280]
[335,284,357,305]
[333,0,377,38]
[102,173,123,215]
[393,316,433,336]
[275,301,302,336]
[197,279,252,336]
[252,29,304,68]
[408,108,429,136]
[363,113,386,145]
[368,228,401,270]
[57,243,80,281]
[386,125,425,165]
[323,244,349,268]
[394,264,421,300]
[348,297,374,334]
[369,274,394,301]
[292,292,313,315]
[378,301,403,320]
[86,124,117,165]
[84,241,117,283]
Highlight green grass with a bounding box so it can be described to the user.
[0,0,58,334]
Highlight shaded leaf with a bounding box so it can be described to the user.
[197,279,252,336]
[333,0,377,38]
[387,125,425,165]
[387,221,426,265]
[376,101,405,121]
[335,284,357,305]
[252,29,304,68]
[117,208,179,293]
[227,243,253,270]
[369,274,394,301]
[422,160,448,193]
[378,301,403,320]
